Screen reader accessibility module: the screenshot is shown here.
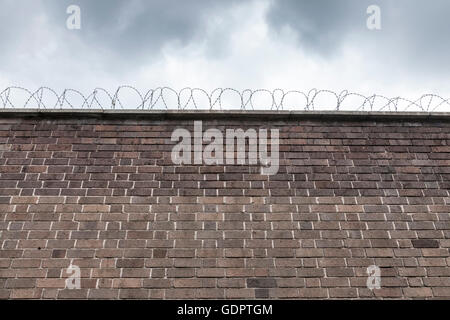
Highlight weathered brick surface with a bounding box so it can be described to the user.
[0,113,450,299]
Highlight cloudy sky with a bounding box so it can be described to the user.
[1,0,450,109]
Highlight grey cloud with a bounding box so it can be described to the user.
[0,0,241,77]
[266,0,365,54]
[42,0,240,63]
[266,0,450,77]
[0,0,246,84]
[1,0,449,93]
[0,1,46,56]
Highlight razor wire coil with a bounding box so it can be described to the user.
[1,86,449,112]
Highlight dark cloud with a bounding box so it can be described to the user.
[266,0,450,77]
[0,0,247,82]
[42,0,239,63]
[0,0,449,92]
[266,0,365,54]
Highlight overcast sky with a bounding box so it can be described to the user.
[1,0,450,109]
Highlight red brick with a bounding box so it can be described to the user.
[0,115,448,300]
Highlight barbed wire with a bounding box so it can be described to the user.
[1,86,449,112]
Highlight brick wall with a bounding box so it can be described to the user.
[0,111,449,299]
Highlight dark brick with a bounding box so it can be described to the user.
[412,239,439,248]
[246,278,277,288]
